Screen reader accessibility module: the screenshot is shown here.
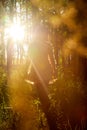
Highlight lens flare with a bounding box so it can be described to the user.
[9,24,25,41]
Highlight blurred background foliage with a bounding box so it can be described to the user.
[0,0,87,130]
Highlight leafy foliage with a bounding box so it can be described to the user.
[0,0,87,130]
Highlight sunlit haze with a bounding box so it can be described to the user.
[9,24,25,41]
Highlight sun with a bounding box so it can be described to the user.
[9,23,25,41]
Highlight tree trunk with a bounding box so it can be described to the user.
[35,82,59,130]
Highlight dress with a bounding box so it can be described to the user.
[28,41,54,86]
